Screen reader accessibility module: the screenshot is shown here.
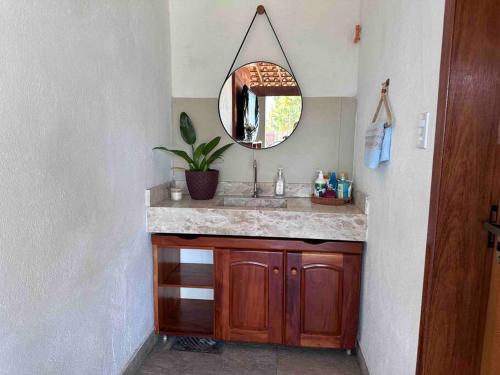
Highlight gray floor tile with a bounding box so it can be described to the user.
[137,340,361,375]
[277,346,361,375]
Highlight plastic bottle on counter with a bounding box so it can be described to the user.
[337,172,352,201]
[274,168,286,198]
[314,170,327,197]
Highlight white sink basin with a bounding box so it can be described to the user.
[221,196,287,208]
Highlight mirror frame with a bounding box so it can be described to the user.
[217,60,303,150]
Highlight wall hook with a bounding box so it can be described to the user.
[354,25,362,43]
[381,78,390,93]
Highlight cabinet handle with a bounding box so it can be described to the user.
[290,268,298,275]
[273,267,280,274]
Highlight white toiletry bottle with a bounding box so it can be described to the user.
[314,170,327,197]
[274,168,285,198]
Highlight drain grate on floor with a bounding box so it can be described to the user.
[170,336,223,354]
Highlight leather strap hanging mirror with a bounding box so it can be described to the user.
[218,5,302,150]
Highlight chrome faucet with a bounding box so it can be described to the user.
[252,159,258,198]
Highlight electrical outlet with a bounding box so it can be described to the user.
[417,112,430,149]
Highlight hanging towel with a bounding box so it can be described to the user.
[380,126,392,163]
[364,121,385,169]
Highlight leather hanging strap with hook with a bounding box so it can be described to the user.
[372,79,393,127]
[224,5,296,80]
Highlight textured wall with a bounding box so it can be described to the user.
[171,98,356,183]
[169,0,360,98]
[0,1,171,374]
[352,1,445,374]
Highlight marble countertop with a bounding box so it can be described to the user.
[146,195,367,242]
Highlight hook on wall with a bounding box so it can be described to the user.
[256,5,266,15]
[354,25,362,43]
[381,78,390,93]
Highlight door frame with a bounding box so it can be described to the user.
[417,0,500,373]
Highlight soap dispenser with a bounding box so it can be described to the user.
[314,170,327,197]
[274,168,286,198]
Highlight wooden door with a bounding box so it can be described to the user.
[285,252,361,349]
[214,249,283,344]
[417,0,500,373]
[481,129,500,374]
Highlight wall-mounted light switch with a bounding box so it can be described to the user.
[417,112,430,149]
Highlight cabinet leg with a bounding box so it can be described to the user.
[346,349,353,356]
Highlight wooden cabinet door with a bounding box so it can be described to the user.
[214,249,283,344]
[285,252,361,349]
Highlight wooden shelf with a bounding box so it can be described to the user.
[160,263,213,289]
[159,298,213,337]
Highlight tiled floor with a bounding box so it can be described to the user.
[137,339,362,375]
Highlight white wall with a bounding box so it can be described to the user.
[0,1,171,374]
[353,1,445,374]
[170,0,360,98]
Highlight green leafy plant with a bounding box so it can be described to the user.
[154,112,233,171]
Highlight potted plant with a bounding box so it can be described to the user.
[154,112,233,200]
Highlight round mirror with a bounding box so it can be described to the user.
[218,61,303,149]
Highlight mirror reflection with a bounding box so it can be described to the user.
[218,61,303,149]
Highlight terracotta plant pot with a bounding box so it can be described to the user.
[185,170,219,200]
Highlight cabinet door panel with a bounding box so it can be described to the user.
[230,261,268,330]
[286,252,361,349]
[215,249,283,344]
[302,265,342,335]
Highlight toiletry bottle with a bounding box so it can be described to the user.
[274,168,285,198]
[337,173,346,199]
[329,172,338,193]
[337,173,352,201]
[314,170,327,197]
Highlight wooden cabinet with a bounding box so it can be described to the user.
[215,250,283,343]
[152,235,362,349]
[285,252,360,348]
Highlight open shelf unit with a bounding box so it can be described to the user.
[159,263,213,289]
[158,297,214,337]
[154,245,214,337]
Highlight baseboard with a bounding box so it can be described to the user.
[356,341,370,375]
[121,331,157,375]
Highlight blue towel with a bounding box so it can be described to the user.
[364,121,384,168]
[380,126,392,162]
[364,122,392,169]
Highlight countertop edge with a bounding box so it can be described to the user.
[146,205,367,242]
